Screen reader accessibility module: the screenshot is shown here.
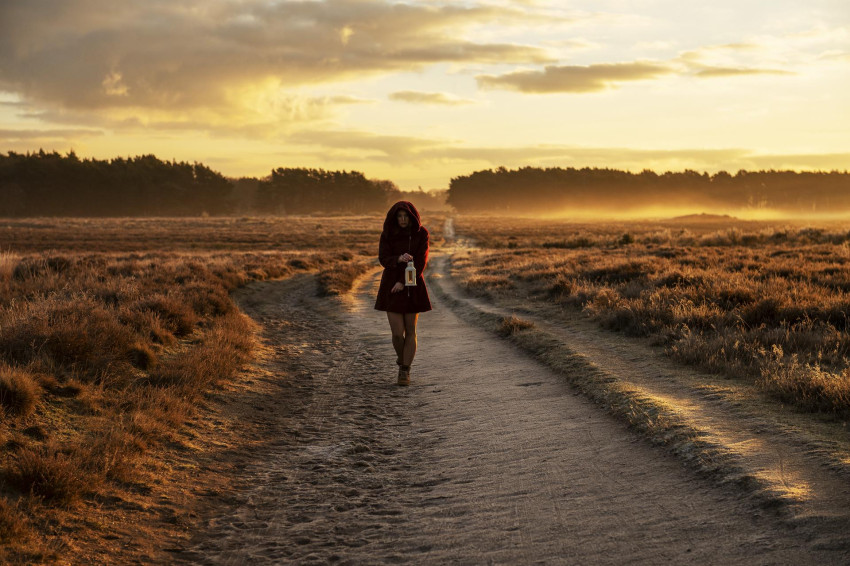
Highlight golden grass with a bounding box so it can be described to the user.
[0,214,416,562]
[452,216,850,416]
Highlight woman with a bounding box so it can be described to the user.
[374,201,432,386]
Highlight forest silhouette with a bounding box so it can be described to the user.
[447,166,850,215]
[1,150,849,217]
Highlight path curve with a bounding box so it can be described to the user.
[177,266,849,564]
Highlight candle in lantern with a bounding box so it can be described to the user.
[405,261,417,286]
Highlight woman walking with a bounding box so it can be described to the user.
[374,201,432,386]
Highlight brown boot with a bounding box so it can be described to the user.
[397,365,410,386]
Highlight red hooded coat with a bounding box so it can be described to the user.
[374,201,432,313]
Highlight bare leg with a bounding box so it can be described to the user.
[386,312,405,363]
[402,312,418,367]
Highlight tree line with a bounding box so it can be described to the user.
[0,151,449,217]
[446,166,850,214]
[3,150,848,217]
[0,150,234,216]
[255,167,393,214]
[0,151,417,217]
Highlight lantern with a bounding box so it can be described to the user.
[405,261,417,286]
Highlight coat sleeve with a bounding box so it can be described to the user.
[379,232,405,284]
[414,230,429,275]
[378,232,397,269]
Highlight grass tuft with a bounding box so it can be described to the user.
[0,364,41,418]
[132,295,198,337]
[0,251,20,281]
[7,445,91,506]
[316,260,372,296]
[759,345,850,413]
[498,315,535,337]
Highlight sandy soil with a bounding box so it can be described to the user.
[172,260,850,564]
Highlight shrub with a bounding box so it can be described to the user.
[0,364,41,418]
[181,282,234,316]
[316,261,371,296]
[742,298,784,328]
[7,445,91,505]
[289,257,316,270]
[759,345,850,414]
[0,251,19,282]
[127,342,157,370]
[498,315,535,336]
[118,308,176,346]
[132,294,198,337]
[149,312,255,389]
[584,261,652,284]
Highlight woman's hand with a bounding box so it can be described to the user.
[391,282,404,293]
[398,253,413,263]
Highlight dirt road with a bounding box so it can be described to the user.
[177,258,849,564]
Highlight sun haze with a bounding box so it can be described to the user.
[1,0,848,189]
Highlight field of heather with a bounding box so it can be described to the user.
[450,216,850,416]
[3,213,850,563]
[0,216,416,563]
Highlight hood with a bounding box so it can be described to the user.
[383,201,422,234]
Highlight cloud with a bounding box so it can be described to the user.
[694,66,794,78]
[0,128,103,141]
[747,152,850,171]
[475,41,799,94]
[283,128,756,170]
[0,0,552,114]
[12,92,378,139]
[389,91,474,105]
[328,95,375,105]
[476,61,673,93]
[675,42,798,78]
[283,127,850,177]
[816,50,850,62]
[289,129,445,164]
[704,42,761,52]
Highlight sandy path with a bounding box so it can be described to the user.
[177,266,849,564]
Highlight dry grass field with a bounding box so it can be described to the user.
[450,215,850,417]
[5,211,845,562]
[0,215,411,563]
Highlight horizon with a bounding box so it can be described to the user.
[1,1,849,190]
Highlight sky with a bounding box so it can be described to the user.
[1,0,849,190]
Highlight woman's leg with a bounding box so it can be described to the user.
[401,312,419,367]
[386,312,406,363]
